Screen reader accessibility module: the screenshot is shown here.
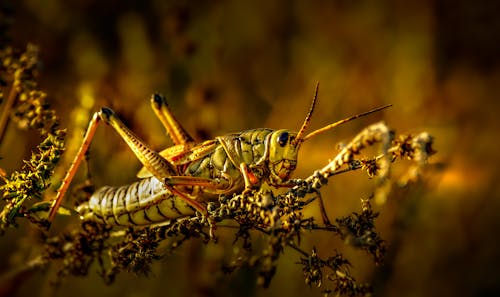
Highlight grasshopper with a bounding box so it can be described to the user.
[48,84,390,227]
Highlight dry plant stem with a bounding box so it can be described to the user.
[316,190,332,225]
[412,132,433,165]
[306,122,392,184]
[255,226,325,259]
[0,84,17,142]
[397,132,434,185]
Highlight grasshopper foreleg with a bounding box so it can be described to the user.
[239,163,261,194]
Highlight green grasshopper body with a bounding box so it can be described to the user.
[49,84,389,227]
[78,128,298,226]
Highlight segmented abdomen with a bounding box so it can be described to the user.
[78,177,195,226]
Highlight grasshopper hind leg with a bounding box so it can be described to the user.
[49,105,206,224]
[151,94,194,145]
[98,108,207,215]
[48,112,101,222]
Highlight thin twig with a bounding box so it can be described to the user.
[0,84,17,142]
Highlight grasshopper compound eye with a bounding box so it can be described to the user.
[277,131,289,147]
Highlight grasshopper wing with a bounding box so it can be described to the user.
[136,140,219,178]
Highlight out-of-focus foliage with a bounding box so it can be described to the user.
[0,0,499,297]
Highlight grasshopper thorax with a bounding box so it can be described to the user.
[268,129,299,183]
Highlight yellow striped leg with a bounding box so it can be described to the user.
[98,108,177,178]
[49,107,206,224]
[97,108,207,215]
[48,112,101,222]
[151,94,194,145]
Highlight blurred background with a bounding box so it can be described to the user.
[1,0,499,296]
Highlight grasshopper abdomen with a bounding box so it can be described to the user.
[78,177,196,226]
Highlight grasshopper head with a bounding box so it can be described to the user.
[267,83,390,184]
[266,84,319,183]
[268,129,299,182]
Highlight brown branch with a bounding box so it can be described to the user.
[0,83,17,142]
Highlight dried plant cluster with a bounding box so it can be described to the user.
[0,42,66,233]
[0,33,435,297]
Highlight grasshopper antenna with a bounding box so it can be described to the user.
[292,82,319,147]
[302,104,392,142]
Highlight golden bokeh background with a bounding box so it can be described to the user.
[1,0,499,296]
